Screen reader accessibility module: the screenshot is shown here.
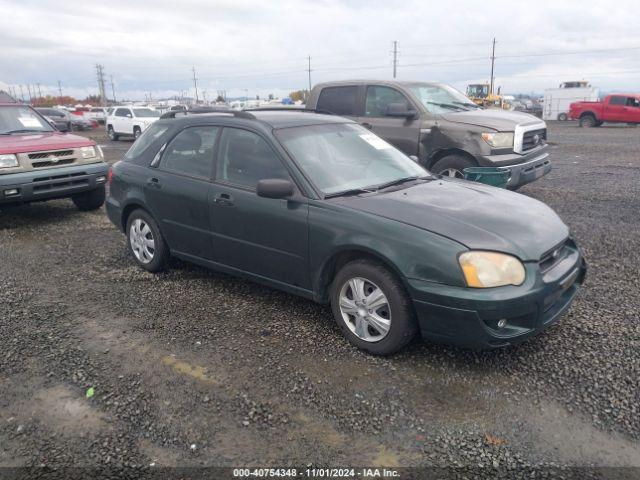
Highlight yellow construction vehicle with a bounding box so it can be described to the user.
[466,83,509,109]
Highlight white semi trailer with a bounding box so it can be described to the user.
[543,81,599,121]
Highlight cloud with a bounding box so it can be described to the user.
[1,0,639,100]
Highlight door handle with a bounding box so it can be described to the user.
[146,177,161,189]
[213,192,234,206]
[361,122,373,129]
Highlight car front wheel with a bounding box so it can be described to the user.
[126,209,169,272]
[71,185,105,211]
[431,154,475,179]
[331,259,417,355]
[133,127,142,140]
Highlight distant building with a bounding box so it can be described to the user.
[0,90,16,102]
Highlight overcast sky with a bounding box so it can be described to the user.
[1,0,639,101]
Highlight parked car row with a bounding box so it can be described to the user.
[36,107,95,131]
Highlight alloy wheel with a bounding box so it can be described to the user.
[339,277,391,342]
[441,168,464,178]
[129,219,155,264]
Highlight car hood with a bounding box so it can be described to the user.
[0,132,95,155]
[331,179,568,261]
[440,109,542,131]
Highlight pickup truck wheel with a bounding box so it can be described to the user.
[331,259,417,356]
[133,127,142,140]
[72,185,105,211]
[579,115,596,128]
[431,155,475,179]
[557,113,568,121]
[107,125,119,141]
[126,209,169,272]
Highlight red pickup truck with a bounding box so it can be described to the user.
[569,94,640,127]
[0,103,108,210]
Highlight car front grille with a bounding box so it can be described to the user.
[32,172,89,192]
[522,128,546,152]
[28,149,74,159]
[31,158,76,168]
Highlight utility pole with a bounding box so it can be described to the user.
[392,40,398,79]
[95,64,107,106]
[307,55,312,91]
[57,80,63,104]
[110,75,116,103]
[19,85,24,102]
[191,66,199,104]
[27,84,33,103]
[37,83,42,103]
[489,37,496,96]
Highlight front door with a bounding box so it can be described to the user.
[604,96,627,122]
[357,85,421,156]
[209,127,310,290]
[144,126,219,260]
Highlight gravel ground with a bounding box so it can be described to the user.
[0,123,638,479]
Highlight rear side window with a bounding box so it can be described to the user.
[609,96,626,105]
[160,126,218,179]
[216,128,289,189]
[124,124,169,161]
[316,86,358,115]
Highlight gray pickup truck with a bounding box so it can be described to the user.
[306,80,551,189]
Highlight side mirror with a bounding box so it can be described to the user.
[126,113,132,118]
[409,155,419,163]
[385,102,417,119]
[256,178,294,199]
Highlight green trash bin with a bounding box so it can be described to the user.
[463,166,510,189]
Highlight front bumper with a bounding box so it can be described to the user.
[408,245,587,349]
[0,162,109,205]
[478,146,551,189]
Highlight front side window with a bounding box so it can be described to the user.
[115,108,130,117]
[0,106,53,134]
[275,122,427,195]
[626,97,640,107]
[316,86,359,116]
[160,126,218,179]
[365,86,411,117]
[216,128,289,189]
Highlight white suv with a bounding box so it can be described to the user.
[106,107,161,141]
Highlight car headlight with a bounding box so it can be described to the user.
[80,146,96,159]
[481,132,514,148]
[459,251,525,288]
[0,154,19,169]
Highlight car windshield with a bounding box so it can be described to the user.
[133,108,160,118]
[408,84,480,114]
[275,122,428,196]
[0,105,54,134]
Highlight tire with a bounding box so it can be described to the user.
[330,259,417,355]
[133,127,142,140]
[579,115,596,128]
[430,154,475,179]
[557,113,568,121]
[125,209,169,272]
[107,125,119,141]
[71,185,105,211]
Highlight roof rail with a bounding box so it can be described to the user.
[243,107,335,116]
[160,109,256,120]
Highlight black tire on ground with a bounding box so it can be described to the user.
[430,154,476,179]
[107,125,119,141]
[125,209,170,272]
[133,127,142,140]
[71,185,105,211]
[579,115,596,128]
[330,259,417,356]
[557,113,568,121]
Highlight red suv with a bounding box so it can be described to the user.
[0,103,108,210]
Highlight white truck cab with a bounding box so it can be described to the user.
[106,107,160,141]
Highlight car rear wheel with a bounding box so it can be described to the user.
[431,154,475,179]
[133,127,142,140]
[579,115,596,128]
[71,185,105,211]
[107,125,119,140]
[331,259,417,355]
[126,209,169,272]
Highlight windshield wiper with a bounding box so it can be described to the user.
[324,187,377,199]
[452,101,480,110]
[425,101,467,111]
[373,175,428,191]
[4,129,46,134]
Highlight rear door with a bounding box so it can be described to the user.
[144,126,219,260]
[315,85,363,119]
[208,127,310,290]
[356,85,421,156]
